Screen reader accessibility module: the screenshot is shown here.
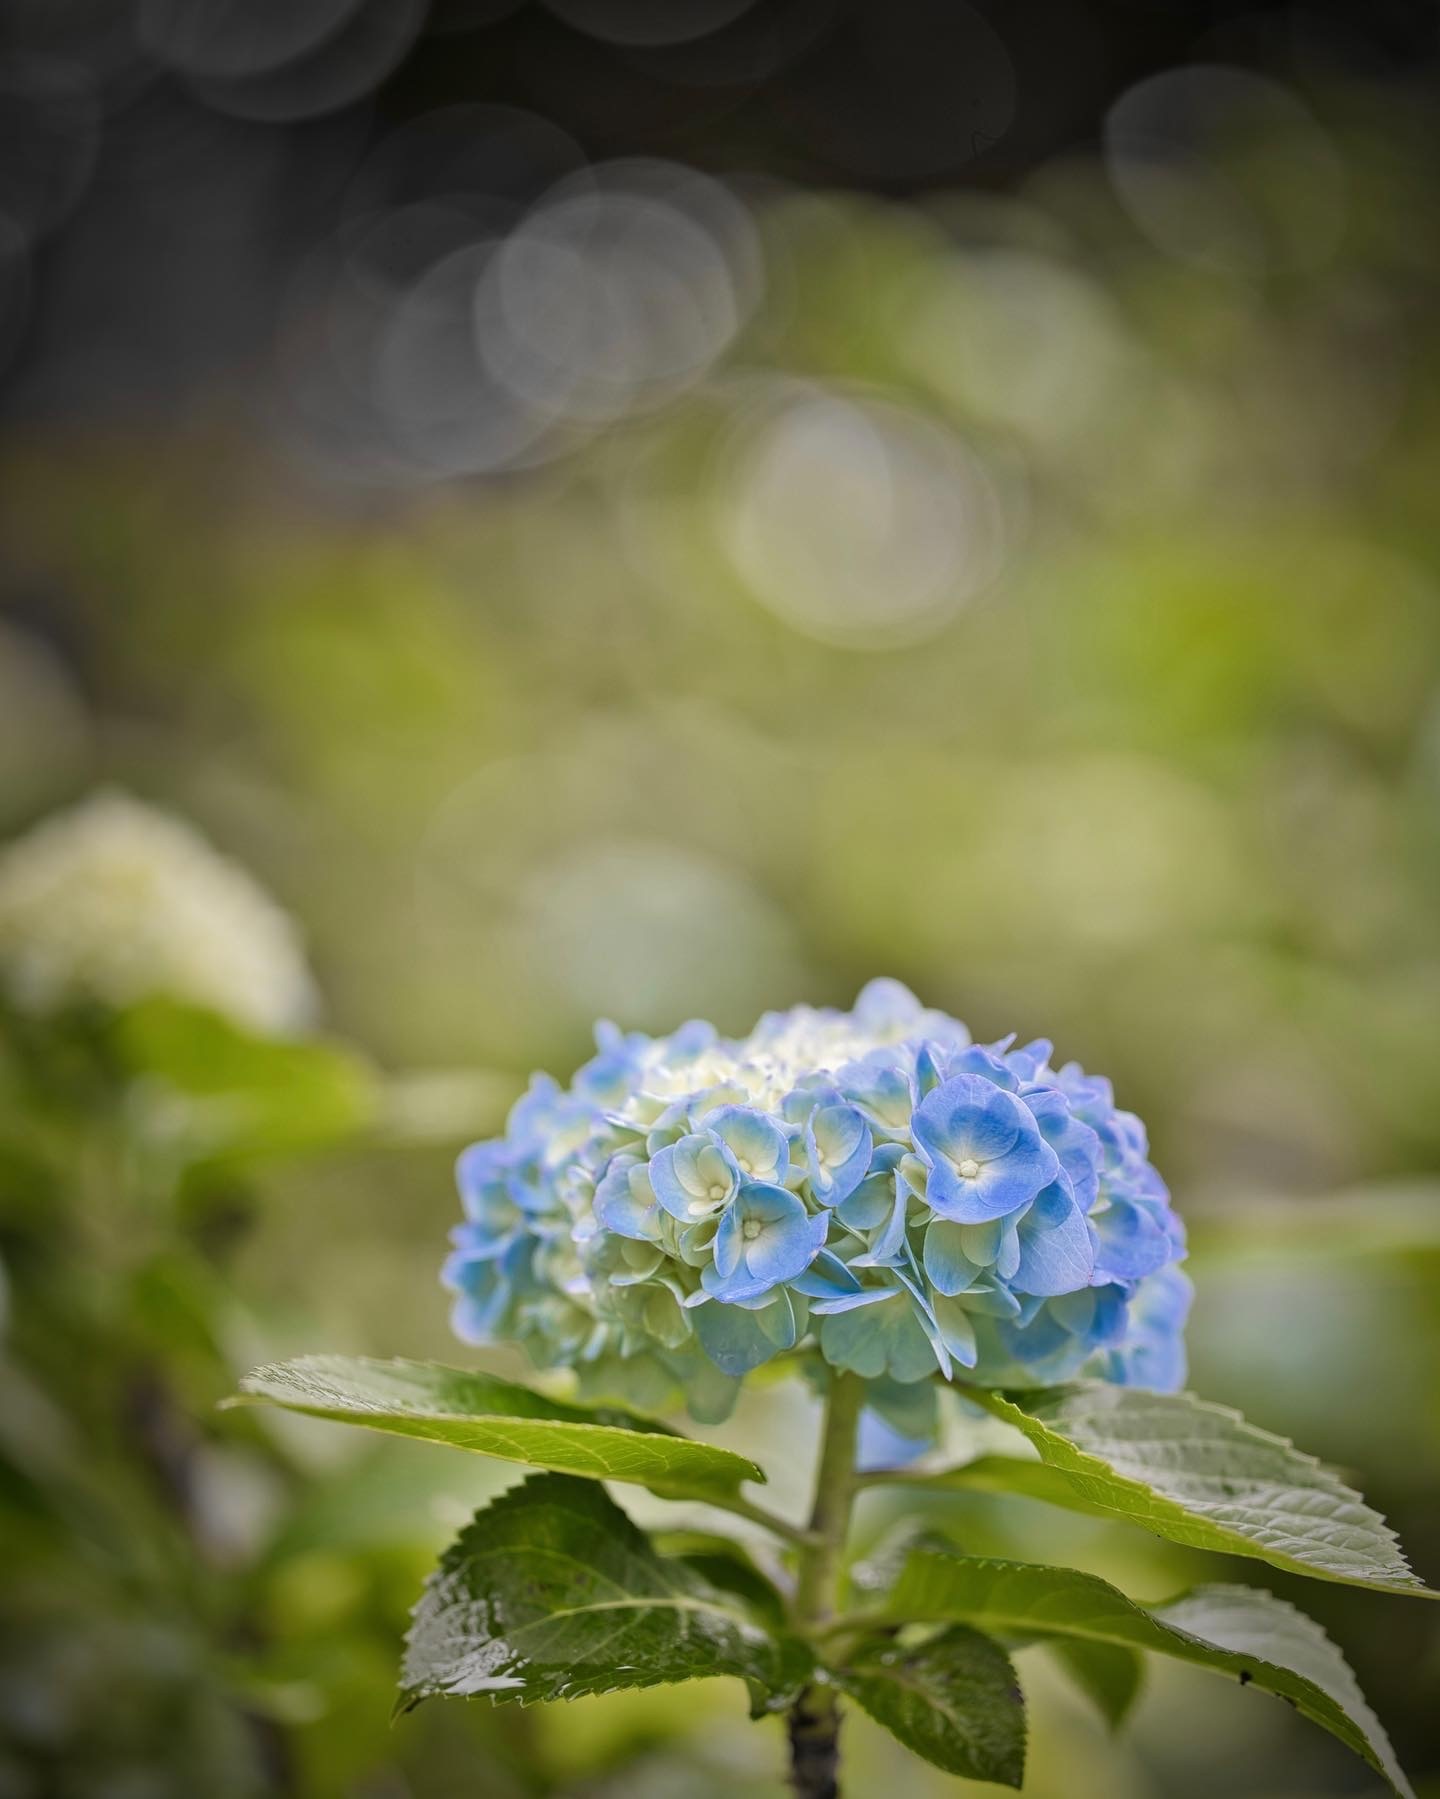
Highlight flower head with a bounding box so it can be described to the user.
[444,980,1189,1417]
[0,790,316,1036]
[912,1074,1060,1221]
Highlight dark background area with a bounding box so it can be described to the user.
[2,3,1439,1797]
[5,0,1440,427]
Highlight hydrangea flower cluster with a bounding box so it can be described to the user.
[445,981,1190,1419]
[0,790,316,1037]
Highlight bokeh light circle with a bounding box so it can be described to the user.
[714,384,1008,649]
[137,0,364,80]
[541,0,760,48]
[1104,65,1346,276]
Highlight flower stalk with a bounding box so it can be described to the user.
[788,1371,865,1799]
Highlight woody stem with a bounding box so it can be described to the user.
[787,1371,865,1799]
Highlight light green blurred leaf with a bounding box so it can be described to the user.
[1045,1638,1144,1732]
[115,999,377,1161]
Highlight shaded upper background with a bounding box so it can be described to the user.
[3,0,1440,424]
[2,4,1440,1798]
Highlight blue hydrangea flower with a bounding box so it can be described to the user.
[912,1075,1060,1222]
[443,980,1190,1418]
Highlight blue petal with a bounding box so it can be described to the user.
[692,1294,788,1374]
[455,1140,512,1214]
[959,1280,1021,1319]
[837,1059,916,1138]
[1014,1180,1095,1296]
[1049,1287,1095,1335]
[676,1214,719,1267]
[1005,1038,1053,1083]
[956,1217,1006,1266]
[1000,1306,1080,1367]
[913,1042,947,1097]
[929,1293,980,1369]
[1090,1194,1171,1282]
[912,1073,1016,1161]
[755,1287,803,1350]
[697,1187,826,1300]
[891,1270,953,1381]
[505,1072,562,1141]
[607,1253,664,1287]
[650,1134,738,1222]
[744,1202,829,1288]
[1052,1282,1129,1346]
[856,1409,933,1473]
[782,1078,840,1128]
[593,1156,661,1242]
[852,977,925,1033]
[1132,1264,1194,1334]
[854,1175,910,1265]
[447,1218,514,1264]
[964,1141,1059,1218]
[1021,1086,1101,1211]
[707,1105,790,1183]
[835,1144,902,1230]
[667,1018,718,1060]
[451,1287,508,1343]
[1109,1331,1187,1392]
[819,1290,938,1381]
[806,1104,873,1206]
[948,1044,1019,1090]
[916,1078,1060,1222]
[923,1219,983,1296]
[994,1219,1022,1281]
[712,1202,744,1279]
[809,1284,901,1315]
[1103,1268,1192,1390]
[643,1098,692,1155]
[790,1249,862,1300]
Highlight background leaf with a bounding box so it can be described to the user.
[870,1552,1413,1798]
[235,1355,764,1501]
[1046,1639,1145,1732]
[114,999,378,1162]
[401,1473,810,1713]
[829,1624,1026,1788]
[961,1385,1430,1596]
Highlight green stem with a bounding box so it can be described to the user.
[787,1371,865,1799]
[705,1491,816,1549]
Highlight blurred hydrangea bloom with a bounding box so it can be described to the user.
[445,980,1189,1419]
[0,790,316,1036]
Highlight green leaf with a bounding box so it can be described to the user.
[829,1625,1025,1788]
[1046,1639,1144,1731]
[401,1473,810,1714]
[649,1531,789,1630]
[883,1452,1118,1514]
[233,1355,764,1502]
[869,1551,1413,1798]
[955,1384,1432,1597]
[115,999,377,1161]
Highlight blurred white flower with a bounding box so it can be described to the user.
[0,790,317,1035]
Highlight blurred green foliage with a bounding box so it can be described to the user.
[1,79,1439,1799]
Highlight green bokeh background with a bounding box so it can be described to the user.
[2,76,1439,1799]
